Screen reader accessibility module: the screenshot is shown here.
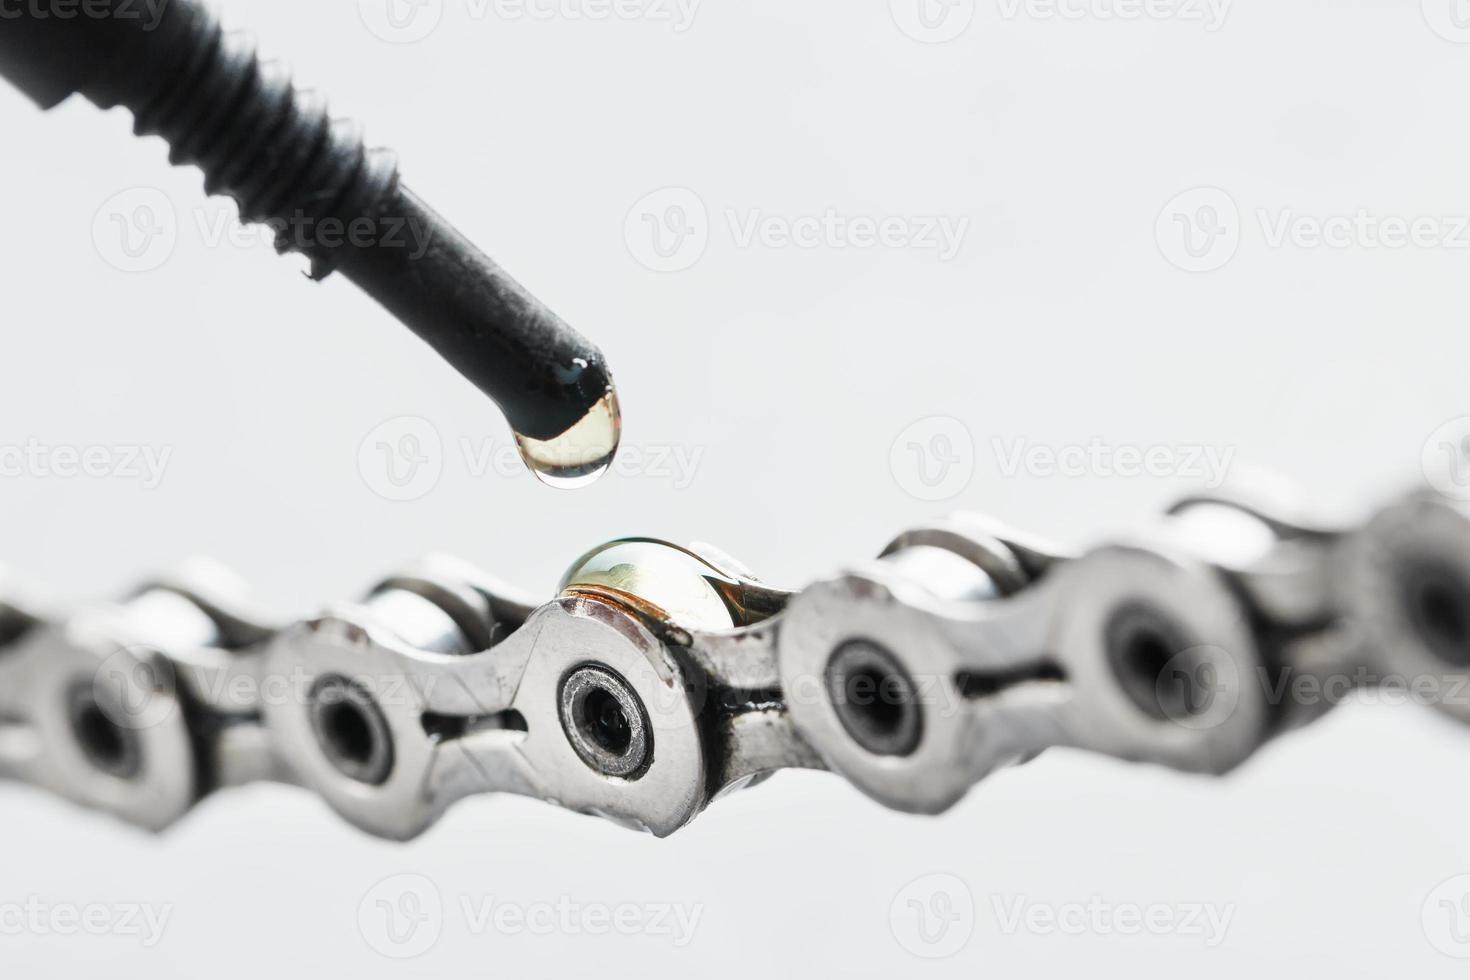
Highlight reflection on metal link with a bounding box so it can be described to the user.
[0,484,1467,838]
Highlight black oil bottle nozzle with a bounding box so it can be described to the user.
[0,1,621,487]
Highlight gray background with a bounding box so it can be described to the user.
[2,0,1469,975]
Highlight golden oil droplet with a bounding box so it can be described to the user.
[559,539,739,630]
[559,539,789,628]
[514,390,622,489]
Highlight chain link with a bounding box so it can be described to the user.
[0,485,1464,837]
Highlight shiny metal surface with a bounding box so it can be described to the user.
[0,484,1465,837]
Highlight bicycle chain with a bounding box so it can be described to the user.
[0,485,1464,838]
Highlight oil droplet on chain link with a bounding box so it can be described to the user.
[514,391,622,489]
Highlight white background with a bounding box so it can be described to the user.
[3,0,1470,975]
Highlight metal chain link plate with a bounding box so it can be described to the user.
[0,485,1464,838]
